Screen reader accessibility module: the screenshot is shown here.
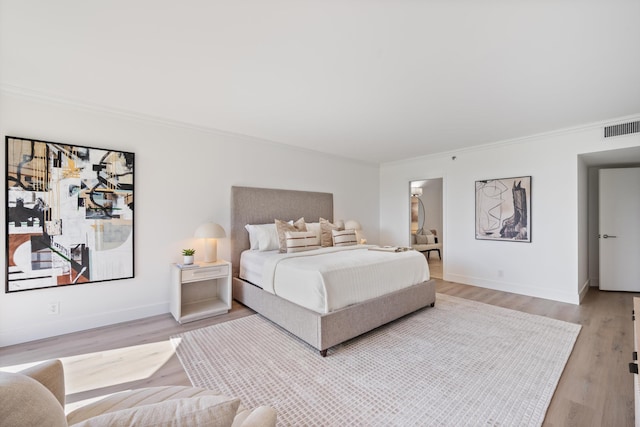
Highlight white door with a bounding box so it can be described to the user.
[599,167,640,291]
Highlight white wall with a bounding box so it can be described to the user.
[380,117,640,304]
[0,92,380,346]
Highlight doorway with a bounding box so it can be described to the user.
[599,167,640,291]
[410,179,443,279]
[582,146,640,294]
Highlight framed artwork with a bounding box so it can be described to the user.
[5,136,134,292]
[475,176,531,242]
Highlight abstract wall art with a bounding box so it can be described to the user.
[475,176,531,242]
[5,136,134,292]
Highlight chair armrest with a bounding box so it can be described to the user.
[236,406,277,427]
[20,359,65,407]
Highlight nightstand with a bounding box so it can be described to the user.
[170,260,231,323]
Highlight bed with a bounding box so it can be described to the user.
[230,186,436,356]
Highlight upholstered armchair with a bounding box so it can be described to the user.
[411,229,442,259]
[0,359,276,427]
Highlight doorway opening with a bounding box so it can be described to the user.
[410,179,443,279]
[581,145,640,296]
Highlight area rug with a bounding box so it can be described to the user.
[171,294,581,426]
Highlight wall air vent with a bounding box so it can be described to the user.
[604,120,640,138]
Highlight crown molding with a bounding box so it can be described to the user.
[0,83,378,167]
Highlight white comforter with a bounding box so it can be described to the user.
[261,245,429,314]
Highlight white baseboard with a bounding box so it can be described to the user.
[444,273,581,305]
[0,302,169,348]
[578,279,591,303]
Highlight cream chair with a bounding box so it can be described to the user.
[0,359,276,427]
[411,229,442,259]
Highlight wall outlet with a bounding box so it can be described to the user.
[47,302,60,315]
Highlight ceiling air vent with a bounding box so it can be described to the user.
[604,120,640,138]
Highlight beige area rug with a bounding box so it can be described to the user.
[171,294,581,426]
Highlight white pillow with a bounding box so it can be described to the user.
[332,229,357,247]
[285,231,320,253]
[427,234,436,244]
[304,222,322,246]
[244,223,283,251]
[244,224,262,250]
[275,218,307,253]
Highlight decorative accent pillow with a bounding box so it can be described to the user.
[305,222,322,246]
[332,229,357,247]
[275,218,307,253]
[319,218,343,247]
[427,234,436,244]
[285,231,320,253]
[245,223,282,252]
[415,234,428,244]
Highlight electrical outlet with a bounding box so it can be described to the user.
[48,302,60,315]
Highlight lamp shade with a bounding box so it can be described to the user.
[195,222,225,263]
[411,187,423,197]
[194,222,226,239]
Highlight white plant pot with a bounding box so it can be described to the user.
[183,255,194,265]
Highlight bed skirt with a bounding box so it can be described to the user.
[232,278,436,355]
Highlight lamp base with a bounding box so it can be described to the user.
[203,238,218,263]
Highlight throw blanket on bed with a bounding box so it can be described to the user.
[262,246,429,314]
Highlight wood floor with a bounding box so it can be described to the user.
[426,254,442,279]
[0,279,637,426]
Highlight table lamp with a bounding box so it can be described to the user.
[194,222,226,263]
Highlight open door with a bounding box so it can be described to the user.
[410,179,443,279]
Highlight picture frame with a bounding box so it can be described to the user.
[475,176,531,242]
[5,136,135,292]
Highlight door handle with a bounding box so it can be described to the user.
[603,234,617,239]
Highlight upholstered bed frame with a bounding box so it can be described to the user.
[230,186,436,356]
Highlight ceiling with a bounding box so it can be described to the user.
[1,1,639,164]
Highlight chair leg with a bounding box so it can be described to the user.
[437,249,441,259]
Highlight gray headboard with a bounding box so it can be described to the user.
[230,186,333,277]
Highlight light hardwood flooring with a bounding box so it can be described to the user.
[425,254,442,279]
[0,280,637,426]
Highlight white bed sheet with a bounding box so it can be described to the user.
[239,249,278,287]
[240,246,430,314]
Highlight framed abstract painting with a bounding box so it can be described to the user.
[5,136,135,292]
[475,176,531,242]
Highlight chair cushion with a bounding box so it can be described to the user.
[0,370,68,427]
[70,396,240,427]
[66,385,230,425]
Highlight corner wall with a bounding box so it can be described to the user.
[380,117,640,304]
[0,92,380,346]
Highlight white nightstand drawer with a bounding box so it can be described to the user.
[182,264,229,282]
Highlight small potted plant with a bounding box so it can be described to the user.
[182,248,196,265]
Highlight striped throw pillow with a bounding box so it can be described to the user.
[285,231,320,253]
[332,229,357,247]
